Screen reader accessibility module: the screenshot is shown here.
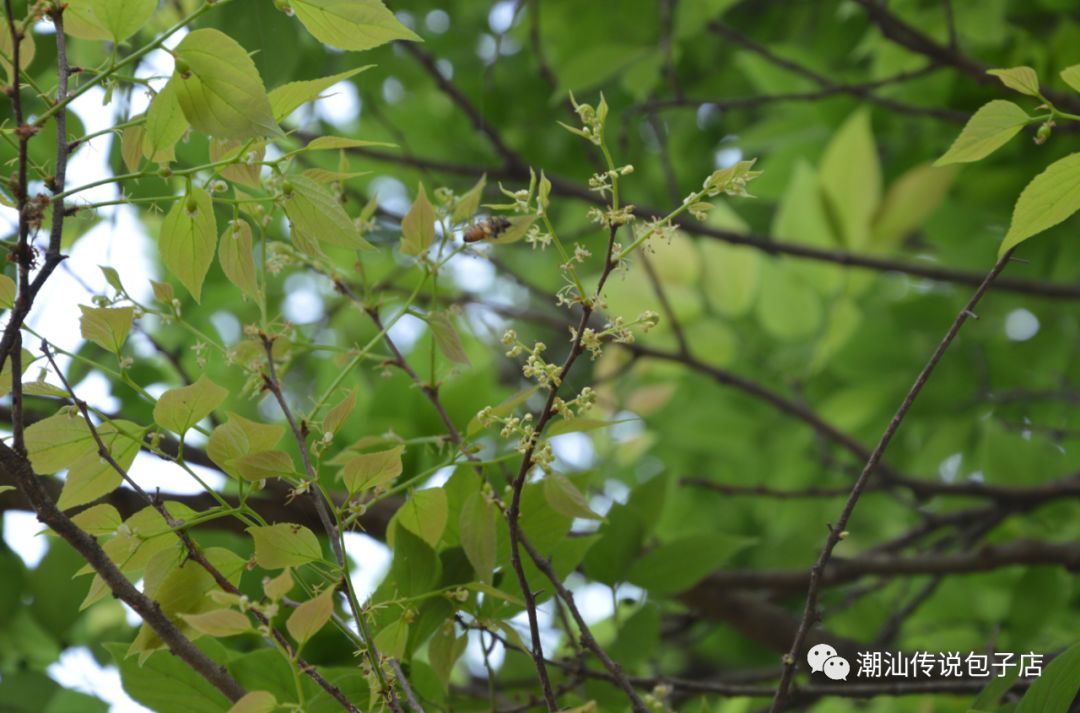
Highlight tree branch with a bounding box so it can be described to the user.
[769,250,1015,712]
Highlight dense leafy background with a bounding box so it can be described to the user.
[2,1,1080,712]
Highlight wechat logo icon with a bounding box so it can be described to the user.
[807,643,850,681]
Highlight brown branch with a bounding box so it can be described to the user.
[634,64,963,121]
[0,443,247,701]
[705,22,964,122]
[400,42,523,170]
[689,539,1080,595]
[769,250,1014,712]
[853,0,1080,114]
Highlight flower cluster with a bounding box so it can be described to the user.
[559,93,609,146]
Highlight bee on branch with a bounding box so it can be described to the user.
[463,216,511,243]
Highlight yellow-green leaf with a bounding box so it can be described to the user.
[0,23,34,81]
[25,410,96,474]
[209,138,264,188]
[207,413,285,476]
[121,123,145,172]
[227,691,277,713]
[71,504,122,535]
[819,109,880,249]
[233,450,296,482]
[323,387,358,435]
[142,78,189,165]
[303,136,395,151]
[91,0,155,42]
[459,492,497,584]
[57,421,142,510]
[934,100,1030,166]
[393,487,448,547]
[263,570,294,601]
[290,0,421,52]
[269,67,372,121]
[452,174,486,224]
[1061,64,1080,94]
[160,188,217,302]
[249,523,323,570]
[286,588,335,646]
[871,163,958,251]
[79,305,135,354]
[341,446,403,494]
[428,312,470,365]
[153,375,228,435]
[988,66,1040,97]
[543,473,603,521]
[218,220,260,302]
[400,183,435,256]
[284,176,373,250]
[1000,151,1080,255]
[0,274,16,309]
[374,618,409,659]
[181,608,251,638]
[490,214,536,244]
[172,29,280,140]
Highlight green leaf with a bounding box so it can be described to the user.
[1000,152,1080,255]
[160,188,217,302]
[394,487,448,547]
[428,625,467,688]
[218,220,261,302]
[341,446,403,494]
[546,417,619,437]
[1015,641,1080,713]
[627,534,753,595]
[871,163,958,251]
[303,136,396,151]
[268,67,372,121]
[227,692,277,713]
[78,305,134,354]
[374,618,409,659]
[70,504,122,535]
[263,570,293,601]
[90,0,155,42]
[389,523,438,597]
[57,420,142,510]
[819,109,880,249]
[543,473,603,521]
[428,312,470,366]
[286,588,335,646]
[459,492,497,584]
[489,214,536,244]
[467,385,539,436]
[0,19,35,81]
[935,100,1030,166]
[1061,64,1080,93]
[323,387,358,435]
[142,79,189,165]
[234,450,297,482]
[180,609,252,638]
[207,413,285,477]
[401,183,436,256]
[452,174,486,224]
[284,176,373,250]
[172,29,280,139]
[0,274,14,309]
[104,643,230,713]
[988,66,1040,97]
[25,410,97,474]
[153,375,228,435]
[583,504,644,586]
[248,523,323,570]
[289,0,421,52]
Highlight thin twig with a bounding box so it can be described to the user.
[769,250,1015,712]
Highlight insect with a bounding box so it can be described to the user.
[463,216,511,243]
